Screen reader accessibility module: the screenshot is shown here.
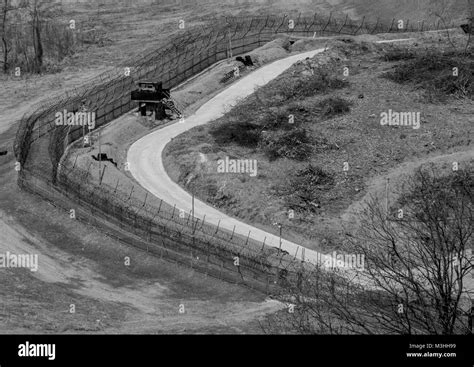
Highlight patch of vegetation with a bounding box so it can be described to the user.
[280,67,349,100]
[317,97,352,118]
[382,47,416,62]
[210,121,261,148]
[259,128,312,161]
[397,166,474,219]
[259,109,299,131]
[206,182,238,209]
[383,50,474,100]
[209,99,339,158]
[278,164,335,213]
[334,39,374,57]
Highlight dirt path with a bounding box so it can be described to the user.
[0,212,169,313]
[0,210,284,333]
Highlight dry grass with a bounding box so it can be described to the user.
[382,49,473,101]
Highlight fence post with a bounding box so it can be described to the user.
[354,16,365,35]
[199,215,206,232]
[230,225,236,240]
[245,230,251,247]
[156,199,163,216]
[388,18,395,33]
[338,14,348,34]
[127,185,134,201]
[113,179,119,194]
[322,12,332,34]
[99,165,107,185]
[371,18,380,34]
[294,246,299,261]
[72,154,79,169]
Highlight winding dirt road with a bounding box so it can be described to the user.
[127,38,429,265]
[128,48,328,264]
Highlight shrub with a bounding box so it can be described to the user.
[383,51,473,100]
[259,128,312,161]
[281,68,349,100]
[382,48,416,62]
[207,182,238,209]
[210,121,261,148]
[318,97,352,118]
[260,109,300,131]
[280,164,334,213]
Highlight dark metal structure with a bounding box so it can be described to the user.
[131,81,178,120]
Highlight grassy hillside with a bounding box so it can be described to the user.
[163,32,473,252]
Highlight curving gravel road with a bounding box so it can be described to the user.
[128,48,328,265]
[127,39,414,266]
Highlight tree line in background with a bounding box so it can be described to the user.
[0,0,78,74]
[1,0,473,75]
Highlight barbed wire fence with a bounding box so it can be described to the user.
[13,13,452,295]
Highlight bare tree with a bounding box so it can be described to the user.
[0,0,23,73]
[0,0,11,73]
[263,166,473,334]
[19,0,61,73]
